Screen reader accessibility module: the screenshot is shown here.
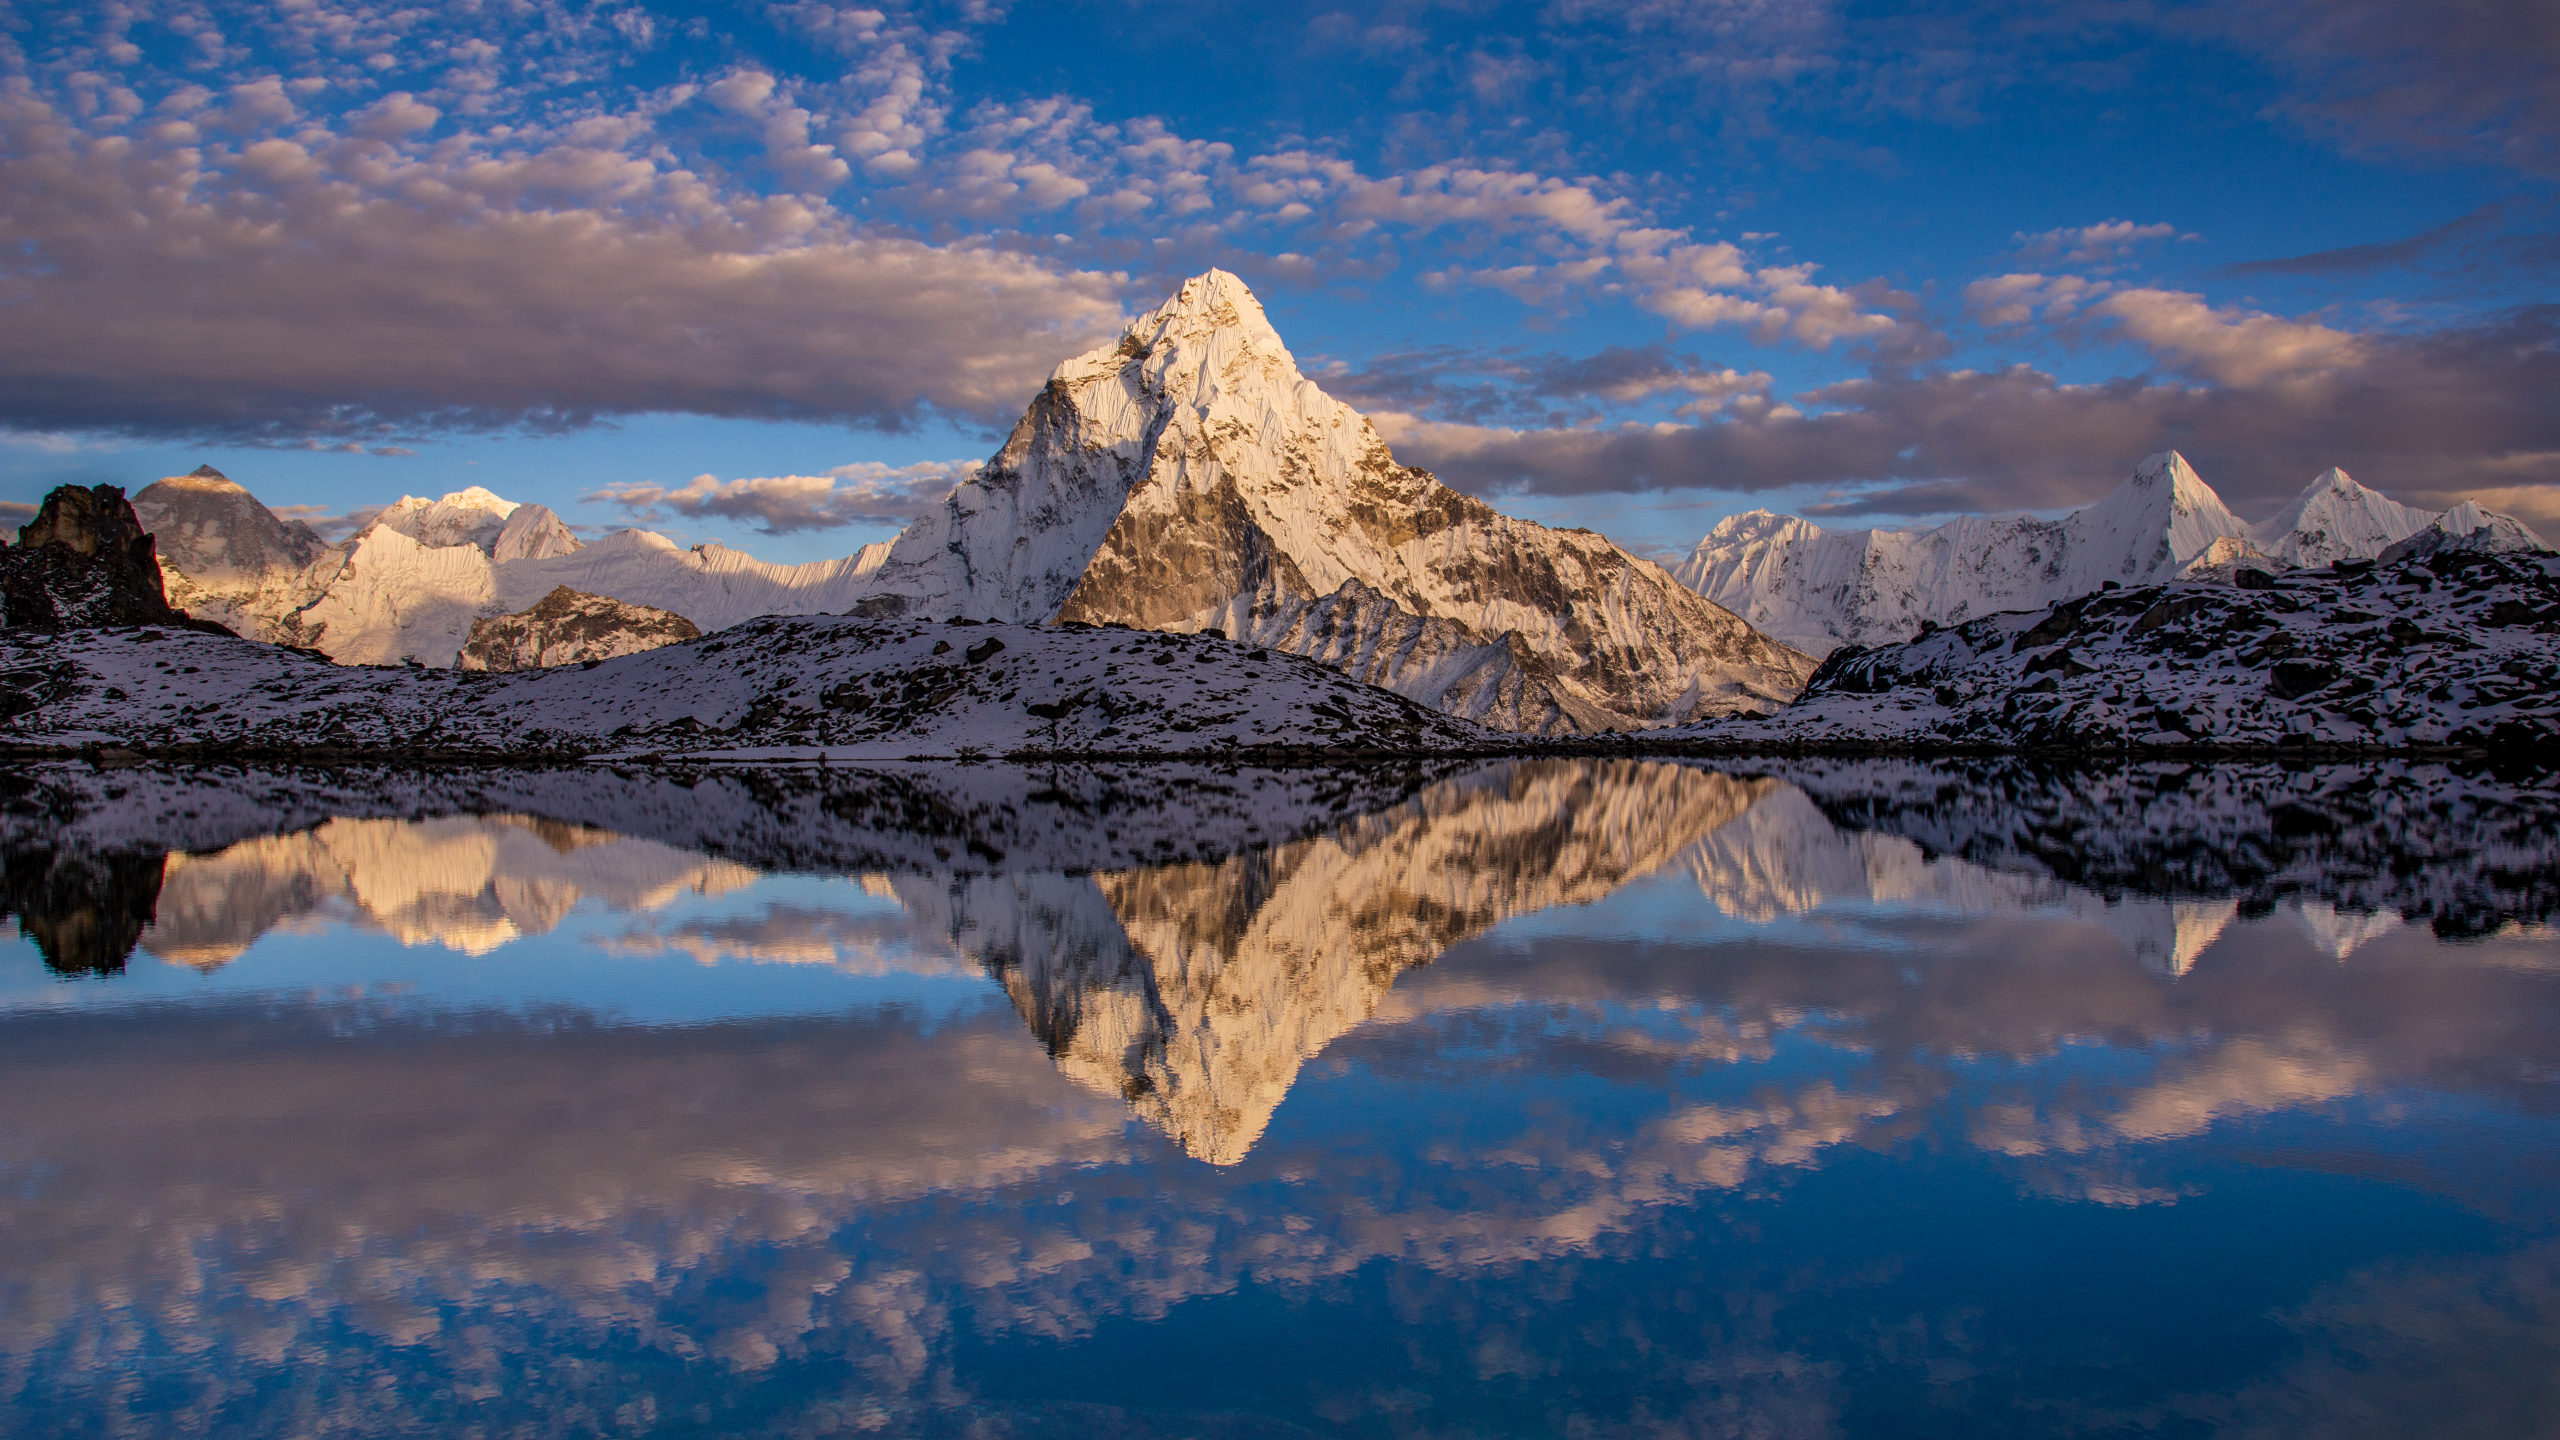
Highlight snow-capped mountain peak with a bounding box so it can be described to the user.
[2246,466,2433,567]
[2062,451,2253,592]
[373,487,524,552]
[854,267,1815,732]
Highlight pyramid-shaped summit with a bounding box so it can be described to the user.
[857,270,1816,733]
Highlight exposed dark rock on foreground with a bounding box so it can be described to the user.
[1680,549,2560,753]
[0,484,228,634]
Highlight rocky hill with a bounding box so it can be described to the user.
[1678,455,2544,657]
[0,616,1492,760]
[1678,548,2560,752]
[456,586,700,672]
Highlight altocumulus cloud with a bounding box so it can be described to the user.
[587,461,980,535]
[0,82,1127,444]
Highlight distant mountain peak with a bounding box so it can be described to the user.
[1677,452,2513,655]
[185,464,231,481]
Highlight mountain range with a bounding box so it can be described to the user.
[125,272,1812,735]
[104,271,2549,739]
[1675,453,2547,656]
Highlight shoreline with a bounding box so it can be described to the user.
[0,735,2537,769]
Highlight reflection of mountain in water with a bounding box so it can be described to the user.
[27,817,763,970]
[1683,787,2246,973]
[903,761,1771,1163]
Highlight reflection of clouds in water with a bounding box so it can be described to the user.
[1970,1035,2375,1173]
[7,759,2557,1431]
[594,887,984,979]
[2208,1241,2560,1440]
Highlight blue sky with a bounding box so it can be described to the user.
[2,0,2553,563]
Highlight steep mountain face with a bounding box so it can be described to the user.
[455,585,702,672]
[1677,456,2483,657]
[856,270,1814,734]
[0,484,211,633]
[901,760,1774,1163]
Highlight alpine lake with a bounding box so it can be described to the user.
[4,753,2556,1440]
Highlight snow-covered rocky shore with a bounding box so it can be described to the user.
[1672,549,2560,754]
[0,615,1494,761]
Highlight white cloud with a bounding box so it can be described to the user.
[2013,219,2192,266]
[585,461,980,534]
[1965,272,2112,327]
[2090,288,2368,385]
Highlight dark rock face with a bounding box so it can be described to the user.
[2234,567,2276,591]
[1710,548,2560,752]
[0,484,224,632]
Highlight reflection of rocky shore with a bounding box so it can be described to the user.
[1760,756,2560,938]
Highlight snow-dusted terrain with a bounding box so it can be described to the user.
[0,616,1491,760]
[1677,455,2541,656]
[859,270,1813,733]
[1757,755,2560,941]
[1680,547,2560,752]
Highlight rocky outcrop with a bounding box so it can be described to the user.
[456,585,701,672]
[855,270,1815,734]
[1684,547,2560,752]
[0,484,222,633]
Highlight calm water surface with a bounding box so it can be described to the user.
[2,757,2556,1438]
